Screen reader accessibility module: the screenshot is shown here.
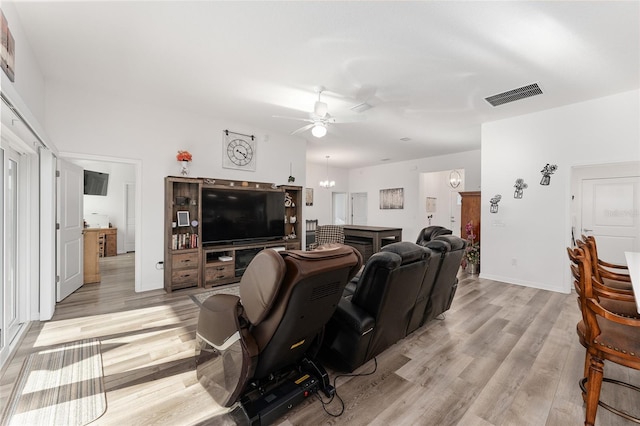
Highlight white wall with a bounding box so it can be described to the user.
[304,161,350,226]
[45,82,307,292]
[419,169,466,236]
[481,89,640,293]
[347,150,481,243]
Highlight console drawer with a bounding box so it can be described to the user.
[171,268,199,288]
[205,263,235,282]
[172,251,198,269]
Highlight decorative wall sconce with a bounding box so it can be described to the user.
[449,170,462,188]
[514,178,528,199]
[489,194,502,213]
[540,163,557,185]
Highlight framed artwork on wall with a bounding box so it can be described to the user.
[380,188,404,209]
[305,188,313,206]
[1,10,16,82]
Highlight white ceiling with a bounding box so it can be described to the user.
[11,1,640,168]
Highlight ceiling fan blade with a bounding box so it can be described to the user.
[291,123,315,135]
[273,115,314,123]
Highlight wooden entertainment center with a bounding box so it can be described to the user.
[164,176,302,292]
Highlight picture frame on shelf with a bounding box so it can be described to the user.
[177,211,190,227]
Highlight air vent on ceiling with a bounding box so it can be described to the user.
[350,102,373,113]
[485,83,543,107]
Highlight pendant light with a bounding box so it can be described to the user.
[319,155,335,188]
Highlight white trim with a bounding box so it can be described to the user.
[39,149,56,320]
[479,273,570,294]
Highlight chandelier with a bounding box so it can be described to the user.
[319,155,335,188]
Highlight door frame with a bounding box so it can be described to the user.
[59,152,142,292]
[124,182,136,253]
[350,192,367,225]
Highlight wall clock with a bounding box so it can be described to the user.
[222,135,256,171]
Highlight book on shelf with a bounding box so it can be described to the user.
[172,232,198,250]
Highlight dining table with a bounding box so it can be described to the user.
[624,251,640,313]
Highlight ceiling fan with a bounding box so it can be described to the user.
[273,87,340,138]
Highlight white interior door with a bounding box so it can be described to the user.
[124,182,135,252]
[332,192,348,225]
[449,192,462,237]
[581,176,640,264]
[351,192,367,225]
[57,160,84,301]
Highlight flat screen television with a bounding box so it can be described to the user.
[201,188,285,245]
[84,170,109,196]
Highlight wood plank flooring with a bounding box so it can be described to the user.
[1,253,639,425]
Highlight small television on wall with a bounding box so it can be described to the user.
[84,170,109,196]
[201,188,285,245]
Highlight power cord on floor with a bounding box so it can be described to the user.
[315,357,378,418]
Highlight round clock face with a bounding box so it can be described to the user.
[227,138,254,166]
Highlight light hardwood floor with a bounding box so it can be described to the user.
[1,253,639,425]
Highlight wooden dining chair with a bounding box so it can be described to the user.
[576,240,635,301]
[581,235,631,289]
[567,246,640,425]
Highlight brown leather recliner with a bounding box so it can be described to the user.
[195,245,361,414]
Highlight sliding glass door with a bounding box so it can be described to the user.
[0,143,23,361]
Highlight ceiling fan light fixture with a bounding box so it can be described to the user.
[311,123,327,138]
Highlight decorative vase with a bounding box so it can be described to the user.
[468,262,479,275]
[180,160,189,176]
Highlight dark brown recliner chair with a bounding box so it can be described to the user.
[321,242,431,372]
[416,225,452,246]
[195,245,361,422]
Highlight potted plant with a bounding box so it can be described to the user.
[463,221,480,274]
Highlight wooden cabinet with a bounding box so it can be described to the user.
[459,191,481,244]
[203,249,236,287]
[164,177,202,292]
[280,185,302,250]
[164,178,303,292]
[83,229,101,284]
[101,227,117,257]
[202,242,287,288]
